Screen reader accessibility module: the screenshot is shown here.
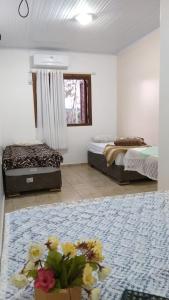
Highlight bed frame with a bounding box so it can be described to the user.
[3,168,62,197]
[88,151,149,185]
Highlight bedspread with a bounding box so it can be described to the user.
[3,144,63,170]
[124,147,158,180]
[103,144,138,166]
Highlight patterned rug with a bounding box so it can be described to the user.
[1,191,169,300]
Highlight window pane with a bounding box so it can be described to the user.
[64,79,86,125]
[64,74,92,126]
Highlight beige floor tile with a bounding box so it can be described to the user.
[5,199,15,213]
[5,164,157,213]
[12,195,37,210]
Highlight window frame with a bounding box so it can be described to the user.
[64,73,92,127]
[32,73,92,127]
[32,72,38,128]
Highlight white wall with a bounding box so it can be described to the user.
[117,30,160,145]
[64,53,117,163]
[159,0,169,190]
[0,49,117,164]
[0,50,36,145]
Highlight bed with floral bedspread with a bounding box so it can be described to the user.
[3,144,63,171]
[2,144,63,195]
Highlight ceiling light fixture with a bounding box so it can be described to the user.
[75,13,94,26]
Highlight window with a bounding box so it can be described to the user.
[64,74,92,126]
[32,73,92,127]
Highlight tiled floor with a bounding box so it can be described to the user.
[5,164,157,213]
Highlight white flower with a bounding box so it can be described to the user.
[98,267,111,281]
[28,243,44,262]
[90,288,100,300]
[11,273,29,289]
[47,236,59,250]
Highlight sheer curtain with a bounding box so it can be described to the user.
[36,69,67,150]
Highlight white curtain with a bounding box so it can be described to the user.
[36,69,67,150]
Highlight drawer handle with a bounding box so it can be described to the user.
[26,177,34,183]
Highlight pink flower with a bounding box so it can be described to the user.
[35,268,56,293]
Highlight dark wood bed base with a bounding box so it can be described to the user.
[4,169,62,197]
[88,151,149,185]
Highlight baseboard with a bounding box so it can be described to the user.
[62,163,88,167]
[0,194,5,260]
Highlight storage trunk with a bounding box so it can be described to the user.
[35,287,81,300]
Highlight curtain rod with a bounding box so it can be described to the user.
[29,70,96,75]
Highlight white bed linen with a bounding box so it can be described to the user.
[88,142,125,166]
[124,147,158,180]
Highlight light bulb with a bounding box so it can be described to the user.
[75,13,94,26]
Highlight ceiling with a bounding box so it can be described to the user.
[0,0,160,54]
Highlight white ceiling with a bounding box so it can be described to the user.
[0,0,160,54]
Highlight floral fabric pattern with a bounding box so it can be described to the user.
[3,144,63,170]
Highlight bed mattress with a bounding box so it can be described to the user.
[88,142,125,165]
[1,191,169,299]
[3,144,63,171]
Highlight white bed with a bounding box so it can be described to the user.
[124,146,158,181]
[88,142,125,166]
[88,142,158,181]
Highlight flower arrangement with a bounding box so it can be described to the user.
[11,237,111,300]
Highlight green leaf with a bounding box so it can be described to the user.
[52,279,61,292]
[60,262,68,288]
[67,255,86,284]
[89,262,98,271]
[46,250,62,273]
[55,279,61,290]
[27,269,38,279]
[67,257,76,278]
[70,277,83,287]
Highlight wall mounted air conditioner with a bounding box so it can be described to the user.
[32,54,69,69]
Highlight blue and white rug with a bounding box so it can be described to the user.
[1,191,169,300]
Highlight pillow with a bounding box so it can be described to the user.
[114,137,146,146]
[13,139,43,146]
[92,135,115,143]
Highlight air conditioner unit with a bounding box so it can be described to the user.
[32,54,69,69]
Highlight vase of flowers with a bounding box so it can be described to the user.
[11,237,111,300]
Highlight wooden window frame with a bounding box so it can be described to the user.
[64,73,92,127]
[32,73,37,127]
[32,73,92,127]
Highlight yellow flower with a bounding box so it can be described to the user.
[62,242,77,257]
[11,273,29,289]
[86,240,104,262]
[83,264,96,288]
[92,246,104,263]
[47,236,59,250]
[98,267,111,281]
[76,240,88,250]
[90,288,100,300]
[28,243,44,262]
[87,240,102,251]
